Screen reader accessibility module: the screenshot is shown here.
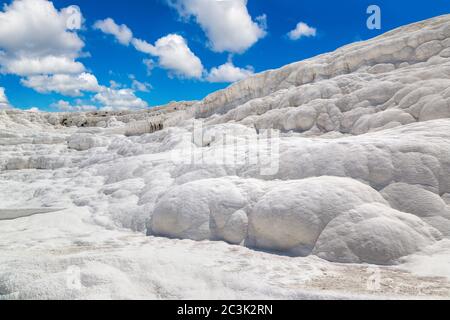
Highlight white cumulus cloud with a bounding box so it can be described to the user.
[0,0,86,76]
[21,73,101,97]
[132,38,156,55]
[94,16,205,79]
[132,34,204,79]
[52,100,97,112]
[24,107,41,112]
[287,22,317,40]
[3,56,85,77]
[94,18,133,46]
[0,87,12,109]
[94,87,148,111]
[168,0,266,53]
[206,62,253,83]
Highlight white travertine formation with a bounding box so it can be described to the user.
[1,15,450,299]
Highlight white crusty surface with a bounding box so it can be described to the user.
[1,15,450,299]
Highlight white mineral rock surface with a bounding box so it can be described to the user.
[1,15,450,299]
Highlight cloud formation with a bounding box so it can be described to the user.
[0,0,85,76]
[287,22,317,40]
[0,0,102,97]
[132,34,204,79]
[21,73,101,97]
[2,56,85,77]
[93,17,205,79]
[0,87,11,109]
[2,0,260,109]
[168,0,266,53]
[94,87,148,111]
[52,100,97,112]
[206,62,253,83]
[94,18,133,45]
[24,107,41,112]
[129,75,152,92]
[94,11,263,84]
[93,18,205,79]
[95,17,254,83]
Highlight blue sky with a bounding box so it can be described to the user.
[0,0,449,112]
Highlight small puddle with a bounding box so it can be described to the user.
[0,208,65,220]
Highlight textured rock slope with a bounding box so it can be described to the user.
[1,14,450,271]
